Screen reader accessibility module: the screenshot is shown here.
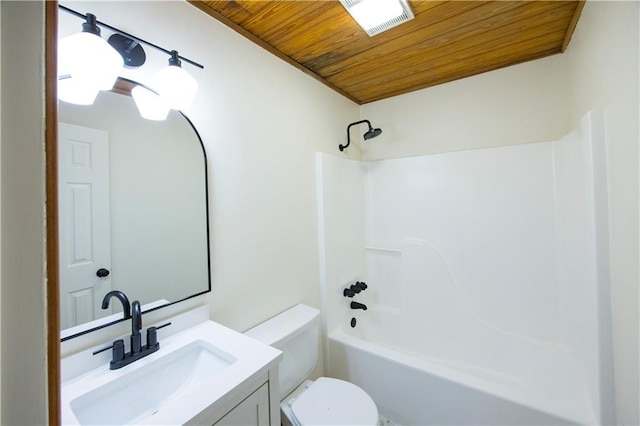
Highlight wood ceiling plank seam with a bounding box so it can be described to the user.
[265,4,356,54]
[322,1,573,78]
[343,26,568,94]
[352,34,566,101]
[196,1,322,52]
[312,1,533,76]
[244,2,336,43]
[189,0,584,105]
[272,1,463,58]
[199,1,262,24]
[301,1,488,72]
[282,0,448,59]
[240,2,309,33]
[329,4,575,87]
[561,0,585,52]
[233,1,295,26]
[328,3,573,85]
[359,46,562,103]
[187,1,362,105]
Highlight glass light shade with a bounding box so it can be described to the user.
[348,0,403,30]
[151,65,198,112]
[59,32,123,91]
[58,77,100,105]
[132,86,170,121]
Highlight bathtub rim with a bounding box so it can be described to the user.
[328,327,596,425]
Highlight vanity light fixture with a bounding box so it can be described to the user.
[131,85,170,121]
[58,13,123,93]
[57,5,204,118]
[151,51,199,112]
[57,76,100,106]
[340,0,414,37]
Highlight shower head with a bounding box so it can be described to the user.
[339,119,383,151]
[363,127,382,140]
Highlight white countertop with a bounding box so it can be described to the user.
[61,310,282,425]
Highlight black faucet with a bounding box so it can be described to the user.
[101,290,131,320]
[94,296,171,370]
[130,300,142,354]
[351,301,368,310]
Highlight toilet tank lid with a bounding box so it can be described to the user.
[244,304,319,346]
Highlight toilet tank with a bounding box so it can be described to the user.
[245,304,320,399]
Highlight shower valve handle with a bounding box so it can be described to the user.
[353,281,368,291]
[343,288,356,298]
[349,285,362,294]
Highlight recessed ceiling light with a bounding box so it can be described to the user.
[340,0,414,37]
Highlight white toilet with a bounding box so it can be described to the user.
[245,304,379,426]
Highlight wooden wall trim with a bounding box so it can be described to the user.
[562,0,586,52]
[187,1,361,105]
[45,1,60,425]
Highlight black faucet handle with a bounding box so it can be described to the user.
[93,339,125,363]
[354,281,368,291]
[349,284,363,293]
[343,288,356,298]
[146,322,172,349]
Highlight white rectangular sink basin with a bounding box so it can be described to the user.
[70,340,235,425]
[61,316,282,426]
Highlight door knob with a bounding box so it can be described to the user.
[96,268,110,278]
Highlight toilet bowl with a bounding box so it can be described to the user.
[282,378,378,426]
[245,304,378,426]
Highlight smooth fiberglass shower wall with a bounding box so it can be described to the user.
[318,111,613,424]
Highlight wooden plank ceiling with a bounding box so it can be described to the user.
[189,1,584,104]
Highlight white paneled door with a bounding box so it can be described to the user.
[58,122,112,330]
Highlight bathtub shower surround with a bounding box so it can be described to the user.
[316,111,613,425]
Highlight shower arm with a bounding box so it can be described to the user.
[339,120,373,152]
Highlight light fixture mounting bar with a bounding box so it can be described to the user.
[58,5,204,69]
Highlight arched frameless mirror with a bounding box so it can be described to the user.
[58,78,211,341]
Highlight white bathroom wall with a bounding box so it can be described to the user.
[59,1,360,336]
[0,1,48,425]
[563,3,639,423]
[359,54,568,161]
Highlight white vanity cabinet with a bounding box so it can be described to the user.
[214,382,270,426]
[61,307,283,426]
[189,369,281,426]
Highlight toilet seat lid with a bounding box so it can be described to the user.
[290,377,378,425]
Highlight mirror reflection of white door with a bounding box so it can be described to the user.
[58,122,112,330]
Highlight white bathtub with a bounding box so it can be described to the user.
[327,312,594,425]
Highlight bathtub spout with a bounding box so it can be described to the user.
[350,301,367,310]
